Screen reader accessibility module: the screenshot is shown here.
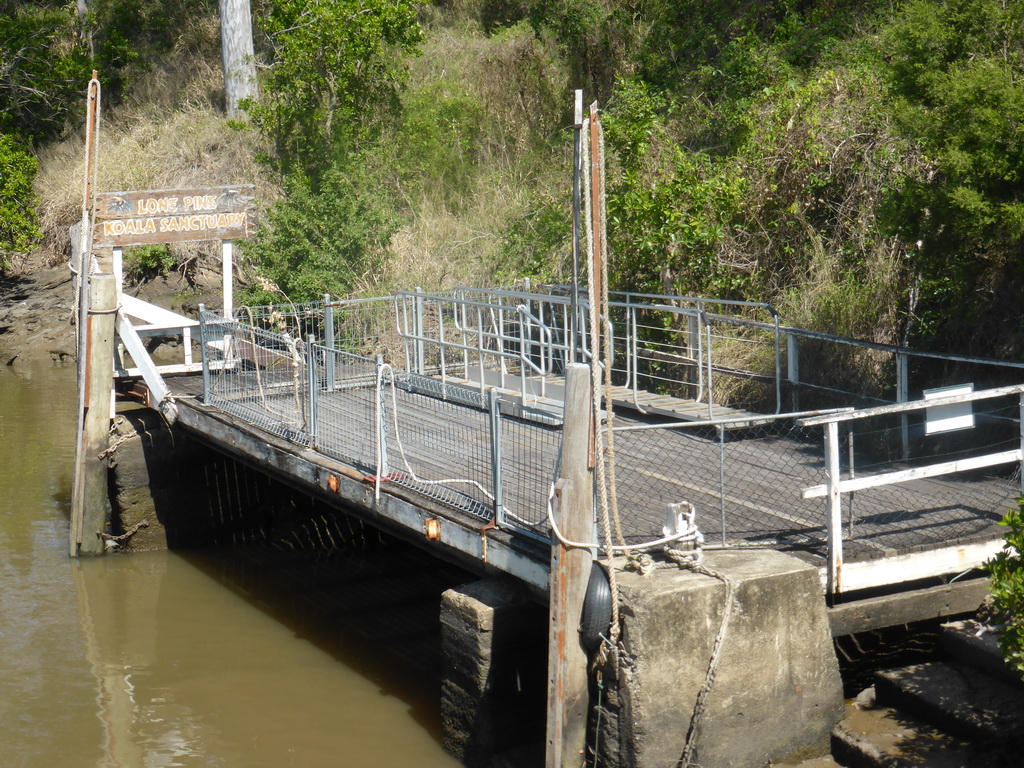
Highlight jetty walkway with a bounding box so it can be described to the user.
[118,285,1023,596]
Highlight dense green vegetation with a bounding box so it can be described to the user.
[6,0,1024,357]
[986,501,1024,677]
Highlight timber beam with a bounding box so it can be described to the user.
[828,577,991,637]
[171,398,551,596]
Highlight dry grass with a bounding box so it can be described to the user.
[32,16,281,272]
[382,21,569,293]
[385,177,536,292]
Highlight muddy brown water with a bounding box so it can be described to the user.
[0,359,463,768]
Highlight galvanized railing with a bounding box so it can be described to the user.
[194,293,1024,595]
[198,308,559,540]
[797,385,1024,593]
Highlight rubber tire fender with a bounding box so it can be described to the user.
[579,560,613,652]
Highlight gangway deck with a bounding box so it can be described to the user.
[109,286,1024,597]
[163,361,1016,597]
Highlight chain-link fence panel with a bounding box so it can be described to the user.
[378,373,495,520]
[200,311,312,445]
[498,415,561,537]
[608,417,829,555]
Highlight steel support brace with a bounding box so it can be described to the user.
[199,303,211,402]
[489,389,504,527]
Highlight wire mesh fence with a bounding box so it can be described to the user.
[609,416,828,553]
[200,312,313,445]
[234,296,402,361]
[197,295,1023,589]
[609,404,1019,565]
[199,309,561,530]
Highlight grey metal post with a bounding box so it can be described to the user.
[705,316,714,419]
[847,428,856,540]
[489,388,504,527]
[787,334,800,412]
[897,352,909,460]
[307,335,318,445]
[414,286,425,375]
[376,353,389,477]
[718,424,727,546]
[773,313,782,413]
[1019,393,1024,496]
[198,303,211,402]
[323,293,336,391]
[570,90,583,364]
[688,311,700,397]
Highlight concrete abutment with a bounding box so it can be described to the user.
[595,550,844,767]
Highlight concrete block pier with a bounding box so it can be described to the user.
[596,550,844,767]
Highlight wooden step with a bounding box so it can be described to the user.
[830,696,977,768]
[873,662,1024,744]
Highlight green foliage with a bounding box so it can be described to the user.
[240,156,399,302]
[0,1,216,144]
[600,78,747,296]
[393,79,487,210]
[123,244,176,284]
[985,500,1024,678]
[0,134,42,270]
[880,0,1024,349]
[246,0,423,179]
[0,3,89,143]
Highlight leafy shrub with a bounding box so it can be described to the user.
[0,134,42,271]
[880,0,1024,350]
[123,244,176,284]
[0,4,88,143]
[240,156,398,302]
[985,500,1024,678]
[246,0,423,180]
[394,79,487,211]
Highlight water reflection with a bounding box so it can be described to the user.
[1,360,463,768]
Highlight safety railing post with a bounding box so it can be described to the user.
[897,352,909,461]
[704,315,714,419]
[824,420,844,594]
[198,303,211,402]
[376,353,389,478]
[688,311,700,398]
[787,333,800,412]
[414,286,425,375]
[489,388,505,527]
[718,424,727,545]
[773,312,782,413]
[306,335,318,446]
[323,293,336,391]
[1019,393,1024,497]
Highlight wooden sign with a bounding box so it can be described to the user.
[93,185,254,247]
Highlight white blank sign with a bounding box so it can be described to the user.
[924,383,974,435]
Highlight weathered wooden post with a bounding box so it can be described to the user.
[70,272,117,556]
[546,362,594,767]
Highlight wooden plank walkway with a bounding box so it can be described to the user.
[167,372,1013,575]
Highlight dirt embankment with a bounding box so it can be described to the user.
[0,266,76,364]
[0,261,221,365]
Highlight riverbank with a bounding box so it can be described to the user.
[0,259,221,365]
[0,265,75,364]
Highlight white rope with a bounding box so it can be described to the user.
[375,363,502,508]
[546,486,703,553]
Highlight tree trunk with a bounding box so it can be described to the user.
[219,0,257,117]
